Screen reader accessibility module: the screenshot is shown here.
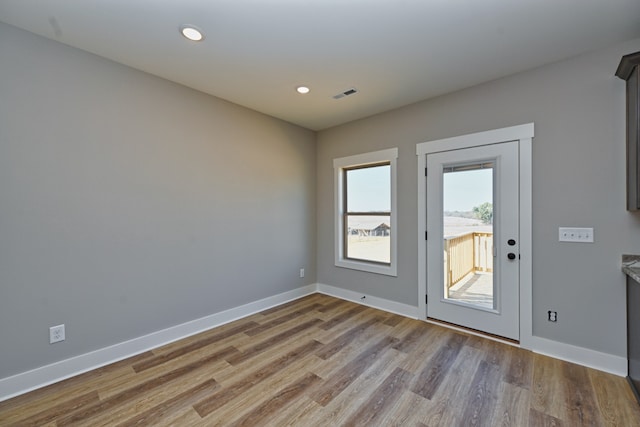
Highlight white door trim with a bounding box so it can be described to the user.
[417,123,534,349]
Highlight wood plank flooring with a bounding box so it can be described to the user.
[1,294,639,426]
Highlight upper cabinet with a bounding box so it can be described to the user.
[616,51,640,211]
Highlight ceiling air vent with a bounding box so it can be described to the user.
[333,88,358,100]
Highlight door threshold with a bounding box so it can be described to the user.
[426,317,520,347]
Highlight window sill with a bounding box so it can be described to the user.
[335,258,397,277]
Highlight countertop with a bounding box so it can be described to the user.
[623,254,640,283]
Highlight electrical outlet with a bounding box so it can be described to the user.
[299,268,305,278]
[558,227,594,243]
[547,311,557,322]
[49,324,65,344]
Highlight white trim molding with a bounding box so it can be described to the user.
[333,148,398,277]
[317,282,626,375]
[316,283,625,375]
[0,284,316,403]
[0,282,627,402]
[418,123,535,154]
[316,283,420,319]
[416,123,534,348]
[531,336,627,377]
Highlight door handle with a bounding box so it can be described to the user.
[507,253,517,260]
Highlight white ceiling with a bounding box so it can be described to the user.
[2,1,640,131]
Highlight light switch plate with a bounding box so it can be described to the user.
[558,227,594,243]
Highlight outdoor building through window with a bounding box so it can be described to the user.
[334,148,397,276]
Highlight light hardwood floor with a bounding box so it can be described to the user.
[1,293,639,426]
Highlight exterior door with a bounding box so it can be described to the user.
[426,141,519,340]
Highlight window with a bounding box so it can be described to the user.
[334,148,398,276]
[344,163,391,263]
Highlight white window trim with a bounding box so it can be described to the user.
[416,123,533,349]
[334,148,398,276]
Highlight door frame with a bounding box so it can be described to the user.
[416,123,534,349]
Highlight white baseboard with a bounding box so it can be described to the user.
[0,282,627,402]
[317,283,626,377]
[530,336,627,377]
[0,284,316,403]
[316,283,420,319]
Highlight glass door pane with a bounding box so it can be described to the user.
[442,163,494,309]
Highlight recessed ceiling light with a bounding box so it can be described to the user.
[296,86,310,94]
[180,25,204,42]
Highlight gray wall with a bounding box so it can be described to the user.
[0,22,316,379]
[317,38,640,357]
[2,19,639,382]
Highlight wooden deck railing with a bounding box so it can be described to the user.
[444,232,493,288]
